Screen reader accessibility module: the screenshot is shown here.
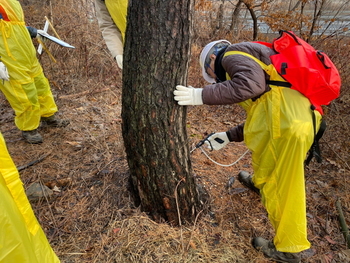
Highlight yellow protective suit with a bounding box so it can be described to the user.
[105,0,128,43]
[240,85,322,253]
[0,133,60,262]
[225,51,322,253]
[0,0,57,131]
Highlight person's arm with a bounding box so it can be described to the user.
[202,54,267,105]
[202,123,244,151]
[95,0,123,59]
[226,123,244,142]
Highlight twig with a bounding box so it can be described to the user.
[59,87,110,99]
[175,178,185,226]
[186,210,203,251]
[37,37,57,63]
[336,200,350,248]
[45,16,61,39]
[323,140,350,170]
[174,177,185,252]
[96,158,120,175]
[38,179,62,243]
[17,153,50,172]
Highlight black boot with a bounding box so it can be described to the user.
[252,237,301,263]
[22,129,43,144]
[237,171,260,194]
[41,115,70,127]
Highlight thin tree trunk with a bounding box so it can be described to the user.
[308,0,324,42]
[230,0,243,37]
[300,1,306,36]
[243,1,258,40]
[212,0,225,36]
[290,0,302,12]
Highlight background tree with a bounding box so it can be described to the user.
[121,0,205,226]
[195,0,350,43]
[230,0,244,36]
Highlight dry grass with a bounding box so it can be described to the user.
[0,1,349,262]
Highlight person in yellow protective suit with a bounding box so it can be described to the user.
[0,132,60,262]
[173,40,323,262]
[0,0,69,144]
[95,0,127,69]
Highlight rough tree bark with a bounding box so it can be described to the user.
[121,0,205,226]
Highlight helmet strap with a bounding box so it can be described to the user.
[214,48,228,83]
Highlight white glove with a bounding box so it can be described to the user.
[173,85,203,105]
[204,132,230,151]
[115,55,123,69]
[0,62,9,81]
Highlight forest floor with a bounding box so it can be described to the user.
[1,48,349,262]
[1,2,350,262]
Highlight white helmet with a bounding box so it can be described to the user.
[199,40,231,83]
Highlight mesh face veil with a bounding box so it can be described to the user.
[199,40,231,83]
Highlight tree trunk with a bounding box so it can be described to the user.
[307,0,324,42]
[300,1,306,36]
[121,0,205,226]
[230,0,243,36]
[243,1,258,40]
[212,0,225,36]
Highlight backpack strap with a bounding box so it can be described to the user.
[305,106,327,166]
[267,80,291,88]
[224,51,291,88]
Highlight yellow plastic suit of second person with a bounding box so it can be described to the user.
[239,84,322,252]
[0,132,60,263]
[0,0,68,144]
[105,0,127,43]
[227,52,321,253]
[174,40,325,262]
[95,0,128,69]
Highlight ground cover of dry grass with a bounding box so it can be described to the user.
[0,1,349,262]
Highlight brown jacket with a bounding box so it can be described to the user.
[202,42,276,142]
